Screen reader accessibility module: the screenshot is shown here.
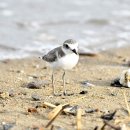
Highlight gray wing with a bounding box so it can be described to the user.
[42,46,65,62]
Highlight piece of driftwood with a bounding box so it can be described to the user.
[43,102,75,114]
[43,96,87,115]
[43,102,85,116]
[48,104,69,120]
[43,102,56,108]
[45,104,68,128]
[77,108,82,130]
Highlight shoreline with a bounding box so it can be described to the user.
[0,46,130,129]
[0,44,130,61]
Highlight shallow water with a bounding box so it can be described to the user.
[0,0,130,60]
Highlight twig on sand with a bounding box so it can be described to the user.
[50,125,54,130]
[43,102,56,109]
[101,120,121,130]
[93,126,98,130]
[44,96,87,128]
[123,91,130,116]
[77,108,82,130]
[48,103,69,120]
[42,102,77,115]
[45,104,68,128]
[42,95,87,115]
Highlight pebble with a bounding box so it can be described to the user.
[70,105,78,112]
[110,93,117,96]
[101,110,117,120]
[64,105,79,115]
[16,70,24,74]
[31,94,41,101]
[8,90,15,97]
[79,90,88,94]
[27,82,40,89]
[80,81,95,87]
[27,82,41,89]
[85,108,99,113]
[26,80,49,89]
[2,122,15,130]
[28,108,38,113]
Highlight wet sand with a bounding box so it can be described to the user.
[0,46,130,130]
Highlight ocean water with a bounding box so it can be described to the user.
[0,0,130,60]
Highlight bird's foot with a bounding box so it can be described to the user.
[62,91,74,96]
[63,91,67,96]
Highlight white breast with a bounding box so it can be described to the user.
[50,53,79,70]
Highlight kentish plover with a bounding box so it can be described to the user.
[42,39,79,96]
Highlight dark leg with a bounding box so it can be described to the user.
[62,71,67,95]
[51,71,55,95]
[52,71,61,96]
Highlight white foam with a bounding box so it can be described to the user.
[1,9,14,16]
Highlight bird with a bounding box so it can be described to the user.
[42,39,79,96]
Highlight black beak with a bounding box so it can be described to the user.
[72,49,77,55]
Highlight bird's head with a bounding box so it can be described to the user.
[62,39,78,55]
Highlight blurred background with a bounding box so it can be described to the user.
[0,0,130,60]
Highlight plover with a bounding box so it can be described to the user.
[42,39,79,96]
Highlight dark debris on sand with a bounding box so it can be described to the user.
[110,78,122,87]
[24,80,49,89]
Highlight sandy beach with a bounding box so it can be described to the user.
[0,46,130,130]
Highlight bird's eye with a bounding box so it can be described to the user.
[65,44,69,49]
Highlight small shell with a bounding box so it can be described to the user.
[119,69,130,87]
